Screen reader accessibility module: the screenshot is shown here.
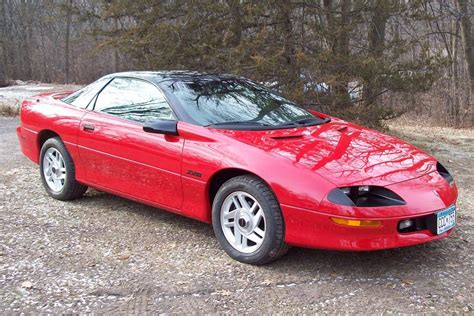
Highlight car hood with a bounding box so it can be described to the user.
[214,120,437,186]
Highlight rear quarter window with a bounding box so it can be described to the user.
[62,78,109,109]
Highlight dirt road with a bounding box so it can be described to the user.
[0,116,473,313]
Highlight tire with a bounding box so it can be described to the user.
[212,175,289,265]
[39,137,87,200]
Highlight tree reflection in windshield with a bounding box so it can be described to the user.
[163,78,314,126]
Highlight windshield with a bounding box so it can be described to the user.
[161,78,319,128]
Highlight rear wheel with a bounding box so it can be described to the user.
[212,175,289,265]
[39,137,87,200]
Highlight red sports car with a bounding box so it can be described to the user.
[17,71,457,264]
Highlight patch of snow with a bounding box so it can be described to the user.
[0,82,82,110]
[24,86,52,91]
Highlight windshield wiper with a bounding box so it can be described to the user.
[279,117,331,127]
[204,117,330,129]
[205,121,272,127]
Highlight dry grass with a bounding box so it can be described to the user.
[387,114,474,140]
[0,102,19,116]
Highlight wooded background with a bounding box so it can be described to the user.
[0,0,473,127]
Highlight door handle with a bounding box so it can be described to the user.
[83,124,95,132]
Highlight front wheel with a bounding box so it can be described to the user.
[212,175,289,265]
[39,137,88,200]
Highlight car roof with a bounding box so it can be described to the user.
[101,71,240,84]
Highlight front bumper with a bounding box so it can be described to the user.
[281,204,454,251]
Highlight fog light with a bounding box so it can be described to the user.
[330,217,382,228]
[398,219,414,230]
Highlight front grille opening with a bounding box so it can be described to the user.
[398,213,437,234]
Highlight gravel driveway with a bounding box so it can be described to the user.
[0,116,473,313]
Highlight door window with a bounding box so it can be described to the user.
[94,77,175,123]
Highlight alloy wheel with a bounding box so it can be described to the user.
[42,147,66,192]
[220,191,266,254]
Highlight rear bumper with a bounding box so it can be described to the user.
[17,126,39,163]
[281,204,454,251]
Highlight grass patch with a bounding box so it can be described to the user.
[0,103,19,116]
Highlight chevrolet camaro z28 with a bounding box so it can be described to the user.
[17,71,458,264]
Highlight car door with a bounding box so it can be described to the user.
[77,77,183,210]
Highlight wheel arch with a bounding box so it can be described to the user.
[207,168,277,210]
[38,129,61,151]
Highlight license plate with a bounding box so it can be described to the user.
[436,205,456,234]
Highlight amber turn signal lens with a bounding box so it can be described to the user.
[330,217,382,228]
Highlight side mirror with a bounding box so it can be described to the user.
[143,120,179,136]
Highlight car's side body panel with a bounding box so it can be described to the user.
[178,122,337,223]
[77,111,184,210]
[17,93,87,180]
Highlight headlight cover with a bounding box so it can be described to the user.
[328,186,406,207]
[437,162,454,185]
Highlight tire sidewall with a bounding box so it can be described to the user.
[212,177,282,264]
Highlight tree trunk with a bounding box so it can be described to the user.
[0,0,7,84]
[364,0,390,107]
[335,0,351,106]
[113,17,119,72]
[6,0,15,79]
[20,0,33,79]
[338,0,351,57]
[277,0,298,93]
[323,0,334,50]
[39,17,49,82]
[456,0,473,125]
[228,0,242,47]
[65,0,72,84]
[323,0,351,107]
[451,19,460,124]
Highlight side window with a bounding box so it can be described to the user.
[94,77,175,123]
[63,78,109,108]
